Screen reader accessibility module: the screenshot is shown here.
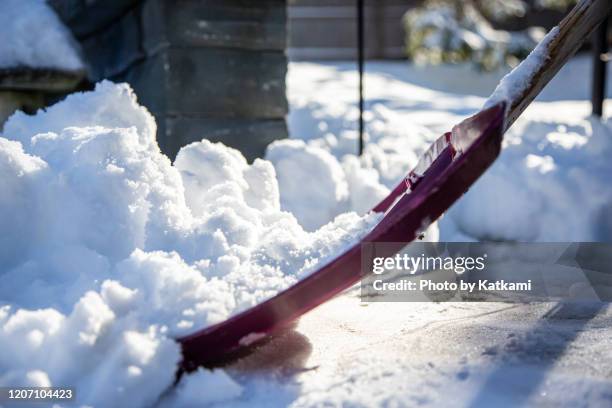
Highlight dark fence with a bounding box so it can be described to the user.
[288,0,421,60]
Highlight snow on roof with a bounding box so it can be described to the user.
[0,0,83,72]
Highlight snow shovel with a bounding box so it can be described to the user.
[179,0,612,370]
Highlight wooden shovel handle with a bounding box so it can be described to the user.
[506,0,612,131]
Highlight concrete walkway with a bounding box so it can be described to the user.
[226,293,612,407]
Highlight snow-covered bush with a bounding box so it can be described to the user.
[403,0,549,71]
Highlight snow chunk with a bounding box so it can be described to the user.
[267,139,349,231]
[0,0,83,71]
[5,81,156,150]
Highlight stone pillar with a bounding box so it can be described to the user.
[51,0,288,161]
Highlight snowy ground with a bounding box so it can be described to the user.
[208,56,612,407]
[222,295,612,407]
[285,56,612,241]
[1,51,611,407]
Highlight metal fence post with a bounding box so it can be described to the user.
[357,0,365,155]
[592,16,609,117]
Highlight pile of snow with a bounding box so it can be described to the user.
[272,94,438,232]
[443,110,612,241]
[0,82,380,407]
[0,0,83,71]
[285,61,612,242]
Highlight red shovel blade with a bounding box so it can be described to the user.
[178,103,506,369]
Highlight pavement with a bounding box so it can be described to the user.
[224,292,612,407]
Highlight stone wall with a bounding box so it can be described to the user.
[51,0,289,161]
[0,68,84,129]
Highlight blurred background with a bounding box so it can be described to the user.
[289,0,570,64]
[0,0,608,162]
